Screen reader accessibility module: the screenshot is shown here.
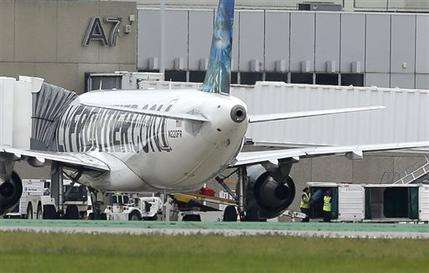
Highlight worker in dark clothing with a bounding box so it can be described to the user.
[300,187,311,222]
[322,190,332,222]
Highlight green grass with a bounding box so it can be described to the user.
[0,232,428,273]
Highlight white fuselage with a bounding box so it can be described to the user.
[57,89,248,193]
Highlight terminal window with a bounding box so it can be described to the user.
[189,71,206,83]
[341,73,364,87]
[165,70,187,82]
[265,72,287,82]
[231,72,238,84]
[316,73,339,85]
[240,72,263,85]
[291,73,313,84]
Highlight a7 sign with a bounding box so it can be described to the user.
[83,17,127,47]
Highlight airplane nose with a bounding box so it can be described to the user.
[230,105,247,123]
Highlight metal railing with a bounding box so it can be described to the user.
[393,156,429,184]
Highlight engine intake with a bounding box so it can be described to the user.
[0,172,22,215]
[245,165,295,220]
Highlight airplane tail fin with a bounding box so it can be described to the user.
[201,0,235,94]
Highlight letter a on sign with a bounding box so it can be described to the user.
[83,17,108,46]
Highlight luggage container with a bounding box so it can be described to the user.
[307,182,429,222]
[364,184,429,222]
[307,182,365,222]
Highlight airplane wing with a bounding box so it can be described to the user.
[233,141,429,167]
[82,103,208,122]
[248,106,384,123]
[0,146,110,172]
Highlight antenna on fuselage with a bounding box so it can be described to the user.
[201,0,235,95]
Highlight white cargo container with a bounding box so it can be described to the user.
[307,182,429,222]
[307,182,365,222]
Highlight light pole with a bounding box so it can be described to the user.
[160,0,166,80]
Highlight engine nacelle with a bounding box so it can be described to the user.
[245,165,295,220]
[0,172,22,215]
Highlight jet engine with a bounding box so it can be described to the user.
[0,172,22,215]
[244,165,295,221]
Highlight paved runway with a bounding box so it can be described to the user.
[1,219,429,239]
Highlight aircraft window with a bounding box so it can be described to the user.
[316,73,339,85]
[165,70,187,82]
[265,72,287,83]
[240,72,263,85]
[291,73,313,84]
[189,71,206,83]
[340,73,364,87]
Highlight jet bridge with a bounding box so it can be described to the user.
[0,76,70,217]
[135,80,429,147]
[0,76,42,149]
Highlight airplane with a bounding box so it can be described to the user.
[0,0,428,221]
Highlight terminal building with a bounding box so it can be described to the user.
[137,0,429,89]
[0,0,428,211]
[0,0,428,93]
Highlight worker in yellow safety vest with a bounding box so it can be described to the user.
[300,187,311,222]
[322,190,332,222]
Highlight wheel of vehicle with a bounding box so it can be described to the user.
[26,203,33,219]
[223,205,238,222]
[43,205,57,219]
[36,203,43,219]
[143,215,158,221]
[64,205,79,220]
[129,211,142,221]
[182,214,201,222]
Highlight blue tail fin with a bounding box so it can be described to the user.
[201,0,235,94]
